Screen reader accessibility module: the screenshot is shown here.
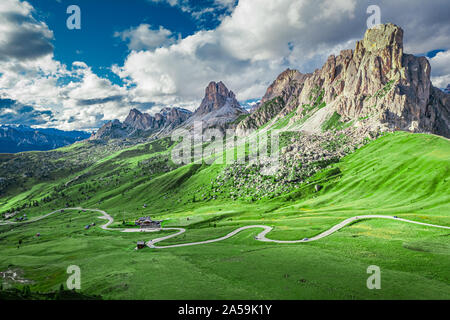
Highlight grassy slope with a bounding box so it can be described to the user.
[283,132,449,222]
[0,132,449,299]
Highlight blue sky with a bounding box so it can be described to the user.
[0,0,449,130]
[28,0,227,84]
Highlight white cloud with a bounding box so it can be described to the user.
[429,50,450,88]
[429,50,450,77]
[114,0,363,109]
[0,0,54,61]
[147,0,237,22]
[0,1,134,130]
[115,24,176,51]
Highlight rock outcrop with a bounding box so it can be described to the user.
[239,24,449,138]
[237,69,310,132]
[182,81,248,130]
[91,107,192,140]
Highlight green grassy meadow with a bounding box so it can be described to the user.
[0,132,449,299]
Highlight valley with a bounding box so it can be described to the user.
[0,131,449,299]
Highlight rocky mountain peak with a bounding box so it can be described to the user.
[359,23,403,53]
[128,108,141,115]
[123,108,154,130]
[236,69,310,133]
[195,81,240,116]
[206,81,235,98]
[91,106,192,140]
[238,23,449,138]
[261,68,311,106]
[181,81,247,129]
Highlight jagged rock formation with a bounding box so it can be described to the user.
[196,81,242,115]
[92,81,246,140]
[91,107,192,140]
[237,69,310,131]
[90,119,129,140]
[182,81,248,130]
[124,107,192,134]
[238,23,450,138]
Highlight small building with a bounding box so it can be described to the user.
[137,241,146,249]
[84,225,90,230]
[135,216,162,229]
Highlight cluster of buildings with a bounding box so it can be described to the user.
[135,216,162,229]
[135,216,162,250]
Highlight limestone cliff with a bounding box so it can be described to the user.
[182,81,248,130]
[238,24,449,138]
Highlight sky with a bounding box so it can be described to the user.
[0,0,449,131]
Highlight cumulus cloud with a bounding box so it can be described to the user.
[0,1,133,131]
[0,58,132,130]
[0,0,54,61]
[113,0,364,107]
[0,98,53,126]
[429,50,450,88]
[147,0,237,23]
[115,24,177,51]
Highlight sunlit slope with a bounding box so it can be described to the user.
[290,132,450,221]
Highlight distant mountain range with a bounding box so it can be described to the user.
[90,106,193,140]
[0,124,90,153]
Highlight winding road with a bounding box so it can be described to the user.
[1,207,449,249]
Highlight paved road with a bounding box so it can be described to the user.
[1,208,449,249]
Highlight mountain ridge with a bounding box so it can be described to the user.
[92,81,248,140]
[90,106,193,140]
[0,124,90,153]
